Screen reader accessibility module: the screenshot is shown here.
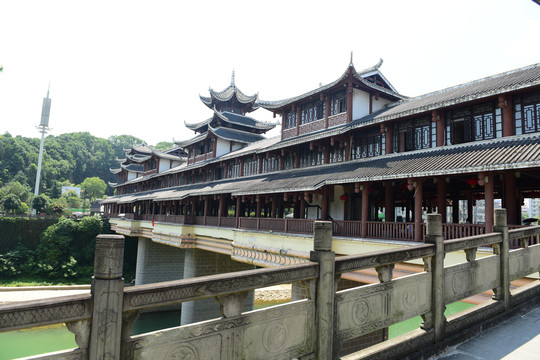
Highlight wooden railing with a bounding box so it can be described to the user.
[110,213,540,244]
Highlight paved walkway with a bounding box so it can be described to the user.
[0,286,90,304]
[433,306,540,360]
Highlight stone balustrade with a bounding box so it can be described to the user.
[2,209,540,359]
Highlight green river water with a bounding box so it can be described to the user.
[0,302,474,359]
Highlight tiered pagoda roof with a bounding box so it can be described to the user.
[199,71,259,114]
[184,109,275,134]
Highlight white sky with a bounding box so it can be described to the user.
[1,0,539,146]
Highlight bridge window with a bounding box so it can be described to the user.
[514,91,540,135]
[352,129,385,159]
[393,117,434,152]
[446,102,502,144]
[243,157,259,176]
[262,154,280,173]
[301,100,325,125]
[284,109,297,129]
[330,91,347,115]
[283,152,296,170]
[227,160,240,178]
[299,143,324,167]
[329,142,345,163]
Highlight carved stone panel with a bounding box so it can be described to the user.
[509,245,540,282]
[334,272,430,341]
[126,300,314,360]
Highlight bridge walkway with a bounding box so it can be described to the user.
[433,305,540,360]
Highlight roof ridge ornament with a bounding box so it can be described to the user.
[350,51,353,66]
[231,69,236,88]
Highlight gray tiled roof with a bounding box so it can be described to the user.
[209,126,265,144]
[123,164,144,172]
[375,62,540,122]
[258,60,406,110]
[185,110,275,132]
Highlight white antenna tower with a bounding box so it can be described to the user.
[32,85,52,215]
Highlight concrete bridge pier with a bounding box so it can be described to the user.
[135,237,185,285]
[180,248,255,325]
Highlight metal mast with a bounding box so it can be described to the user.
[32,86,52,214]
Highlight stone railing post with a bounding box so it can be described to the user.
[310,221,335,359]
[424,214,445,343]
[493,208,510,310]
[89,234,125,360]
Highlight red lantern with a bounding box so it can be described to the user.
[466,178,478,188]
[339,194,348,201]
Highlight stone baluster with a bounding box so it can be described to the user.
[493,208,510,310]
[310,221,335,359]
[89,234,125,360]
[422,214,446,342]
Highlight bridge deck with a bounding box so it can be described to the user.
[433,305,540,360]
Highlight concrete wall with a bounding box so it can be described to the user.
[216,138,230,157]
[352,89,370,120]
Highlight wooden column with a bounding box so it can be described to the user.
[296,105,301,136]
[414,179,423,242]
[437,177,447,223]
[499,95,514,137]
[325,95,330,128]
[300,196,306,219]
[452,196,459,224]
[503,171,518,225]
[346,81,353,123]
[235,196,241,227]
[433,110,445,147]
[321,186,329,220]
[271,194,277,218]
[384,182,394,222]
[385,123,393,154]
[256,195,262,218]
[484,173,495,233]
[361,184,370,238]
[203,196,208,225]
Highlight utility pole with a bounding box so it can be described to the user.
[32,86,52,215]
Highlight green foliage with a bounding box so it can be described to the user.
[32,194,50,213]
[2,194,21,213]
[15,202,29,215]
[153,141,174,151]
[0,132,147,197]
[34,216,103,278]
[80,177,107,200]
[2,180,31,204]
[0,244,37,277]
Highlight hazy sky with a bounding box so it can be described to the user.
[1,0,539,146]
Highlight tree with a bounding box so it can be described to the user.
[80,177,107,201]
[153,141,174,151]
[32,194,50,213]
[2,194,21,213]
[2,181,31,203]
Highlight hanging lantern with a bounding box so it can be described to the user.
[466,178,478,188]
[339,194,348,201]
